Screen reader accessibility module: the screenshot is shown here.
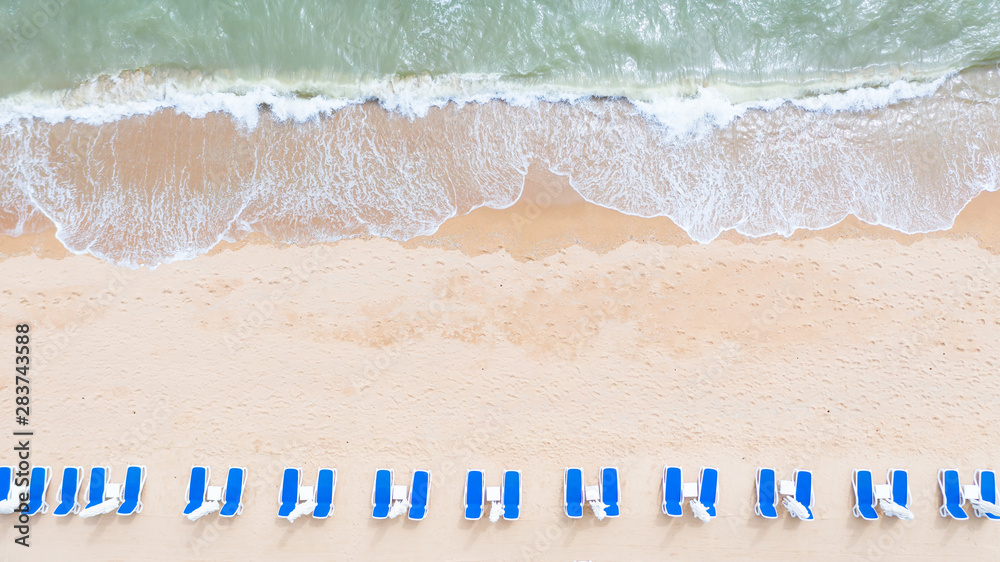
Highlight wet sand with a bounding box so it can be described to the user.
[4,66,1000,267]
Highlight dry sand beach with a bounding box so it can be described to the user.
[2,169,1000,560]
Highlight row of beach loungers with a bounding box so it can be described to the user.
[184,466,247,519]
[0,466,146,517]
[4,465,1000,521]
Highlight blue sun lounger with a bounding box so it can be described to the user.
[662,466,683,517]
[1,466,13,505]
[278,468,301,518]
[313,468,337,519]
[938,468,968,519]
[565,467,584,518]
[220,467,247,517]
[793,470,814,520]
[852,469,878,520]
[503,470,521,520]
[117,465,146,515]
[53,466,84,516]
[372,468,393,519]
[699,467,719,519]
[600,467,620,518]
[974,470,1000,520]
[755,467,778,519]
[26,465,51,516]
[184,466,210,517]
[408,470,431,521]
[887,468,910,515]
[85,466,110,509]
[465,470,485,520]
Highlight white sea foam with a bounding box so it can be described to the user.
[0,68,998,267]
[789,74,952,113]
[0,69,954,136]
[0,79,355,129]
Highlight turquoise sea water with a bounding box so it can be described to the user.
[3,0,1000,100]
[1,0,999,266]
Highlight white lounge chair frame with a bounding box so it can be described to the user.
[28,466,52,515]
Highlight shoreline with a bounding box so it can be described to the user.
[3,64,999,267]
[3,166,1000,264]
